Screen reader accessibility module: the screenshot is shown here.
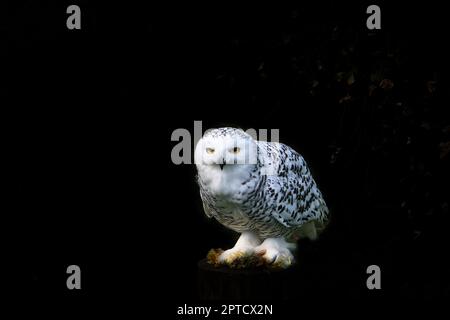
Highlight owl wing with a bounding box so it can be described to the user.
[257,142,329,229]
[198,176,215,218]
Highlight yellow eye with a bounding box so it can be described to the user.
[206,148,215,154]
[231,147,240,154]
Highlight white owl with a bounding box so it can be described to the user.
[195,128,329,268]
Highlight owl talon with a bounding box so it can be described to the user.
[255,238,295,269]
[259,249,294,268]
[272,253,293,269]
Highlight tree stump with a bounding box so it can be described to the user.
[197,258,294,300]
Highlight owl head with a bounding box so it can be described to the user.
[194,128,258,170]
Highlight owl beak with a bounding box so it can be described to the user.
[219,159,226,170]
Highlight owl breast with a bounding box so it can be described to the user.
[204,185,290,238]
[206,191,252,233]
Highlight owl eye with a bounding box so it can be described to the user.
[230,147,240,154]
[206,148,215,154]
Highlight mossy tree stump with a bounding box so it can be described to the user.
[197,258,295,300]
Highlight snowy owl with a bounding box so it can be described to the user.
[195,128,329,268]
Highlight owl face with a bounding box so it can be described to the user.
[194,128,258,169]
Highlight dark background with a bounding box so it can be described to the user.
[4,0,449,312]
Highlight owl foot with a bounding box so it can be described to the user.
[255,238,296,269]
[207,247,264,268]
[207,231,263,268]
[218,247,259,268]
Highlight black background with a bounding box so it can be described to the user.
[4,0,449,313]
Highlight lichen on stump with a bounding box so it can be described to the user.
[206,248,291,270]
